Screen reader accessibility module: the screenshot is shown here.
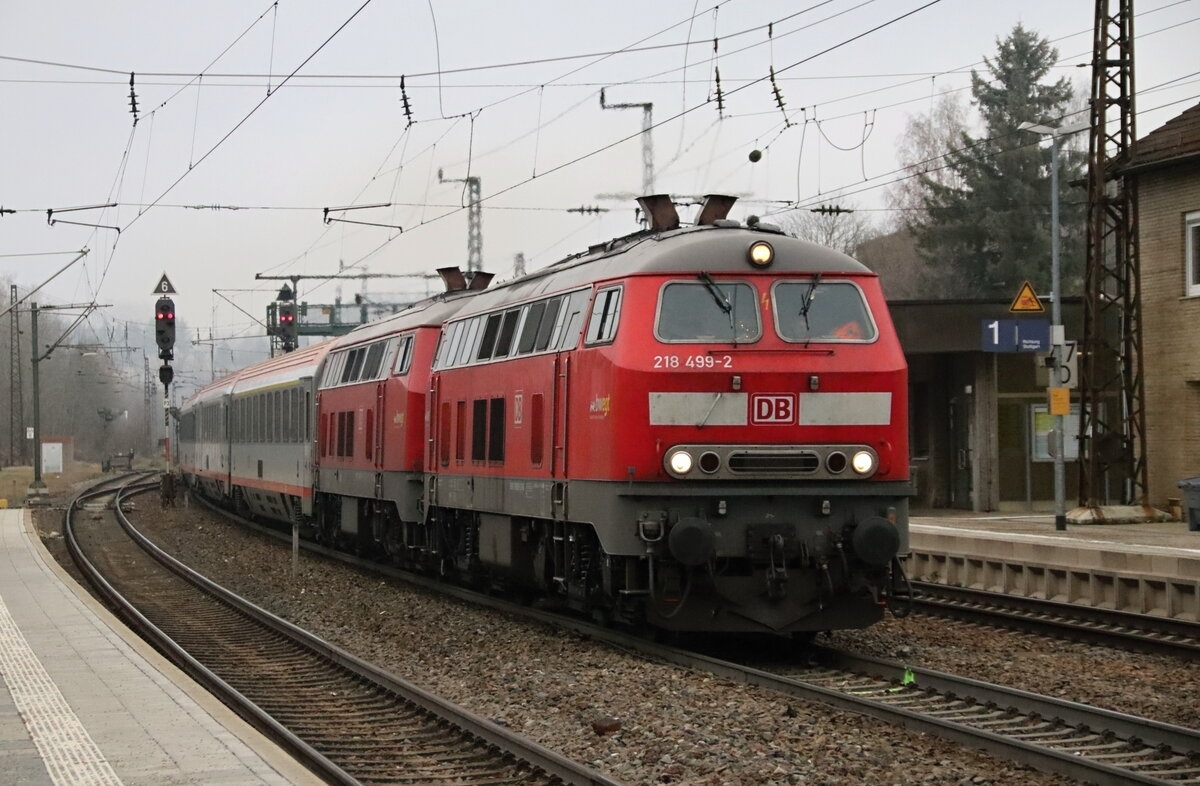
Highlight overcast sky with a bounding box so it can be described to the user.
[1,0,1195,365]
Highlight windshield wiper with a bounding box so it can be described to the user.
[699,271,731,314]
[799,273,822,332]
[698,271,737,341]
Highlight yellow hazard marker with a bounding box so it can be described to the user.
[1010,280,1045,313]
[1048,386,1070,416]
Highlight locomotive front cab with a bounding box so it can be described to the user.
[579,227,912,634]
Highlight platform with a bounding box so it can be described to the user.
[908,512,1200,621]
[0,508,322,786]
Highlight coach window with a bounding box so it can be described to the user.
[492,309,521,359]
[517,301,547,354]
[365,408,374,459]
[455,401,465,463]
[530,394,545,466]
[436,323,459,369]
[472,400,488,461]
[393,335,414,375]
[656,280,760,342]
[282,390,291,442]
[325,352,345,387]
[477,313,502,360]
[772,280,877,343]
[457,317,483,367]
[534,297,563,351]
[585,286,623,345]
[341,348,361,383]
[362,341,386,380]
[488,398,506,461]
[555,289,591,350]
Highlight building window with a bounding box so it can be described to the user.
[1187,211,1200,297]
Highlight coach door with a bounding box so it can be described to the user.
[222,395,232,494]
[550,354,570,515]
[373,381,386,469]
[426,374,441,506]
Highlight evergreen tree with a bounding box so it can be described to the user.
[911,25,1085,298]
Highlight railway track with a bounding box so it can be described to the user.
[64,480,622,786]
[173,494,1200,786]
[910,581,1200,659]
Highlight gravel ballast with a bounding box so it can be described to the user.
[64,497,1196,785]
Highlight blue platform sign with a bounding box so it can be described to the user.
[981,318,1050,352]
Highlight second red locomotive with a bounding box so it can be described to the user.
[180,195,912,636]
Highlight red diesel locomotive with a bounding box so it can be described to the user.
[179,195,912,636]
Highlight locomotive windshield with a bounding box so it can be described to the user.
[656,280,760,342]
[772,280,877,342]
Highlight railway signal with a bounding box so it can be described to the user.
[155,296,176,361]
[278,301,297,352]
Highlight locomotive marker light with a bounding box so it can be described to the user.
[747,241,774,268]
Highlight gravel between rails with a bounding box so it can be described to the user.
[80,500,1106,786]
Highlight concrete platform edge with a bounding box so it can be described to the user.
[19,508,321,786]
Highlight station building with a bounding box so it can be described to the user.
[865,100,1200,513]
[1119,100,1200,507]
[888,298,1087,513]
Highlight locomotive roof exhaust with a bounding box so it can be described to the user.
[637,195,680,232]
[467,271,494,290]
[437,267,467,292]
[637,194,739,230]
[436,267,494,293]
[695,194,738,225]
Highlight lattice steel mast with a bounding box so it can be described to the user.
[1080,0,1146,506]
[9,285,25,465]
[600,89,655,196]
[438,169,483,273]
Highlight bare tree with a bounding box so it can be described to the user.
[886,90,969,228]
[780,199,879,257]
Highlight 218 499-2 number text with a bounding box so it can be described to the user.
[653,354,733,369]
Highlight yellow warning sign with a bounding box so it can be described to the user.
[1010,280,1045,313]
[1048,386,1070,416]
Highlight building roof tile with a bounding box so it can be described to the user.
[1122,100,1200,173]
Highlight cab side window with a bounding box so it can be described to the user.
[584,286,622,345]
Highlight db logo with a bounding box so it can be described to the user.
[751,394,796,424]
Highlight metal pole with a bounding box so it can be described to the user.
[29,303,47,495]
[1050,139,1066,531]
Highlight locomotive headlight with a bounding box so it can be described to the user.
[851,450,876,476]
[747,241,774,268]
[667,449,695,476]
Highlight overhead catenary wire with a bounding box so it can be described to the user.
[5,0,1193,342]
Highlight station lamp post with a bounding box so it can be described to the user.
[1019,119,1088,531]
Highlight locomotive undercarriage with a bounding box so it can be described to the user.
[209,477,911,637]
